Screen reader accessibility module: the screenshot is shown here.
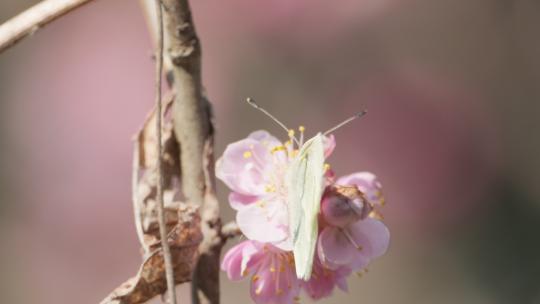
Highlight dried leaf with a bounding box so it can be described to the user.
[132,95,183,254]
[101,205,202,304]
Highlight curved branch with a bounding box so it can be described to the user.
[0,0,95,53]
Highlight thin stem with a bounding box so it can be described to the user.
[0,0,95,53]
[155,1,177,303]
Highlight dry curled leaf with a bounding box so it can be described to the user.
[132,94,183,254]
[101,205,202,304]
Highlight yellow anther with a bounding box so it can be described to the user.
[270,267,276,273]
[243,151,253,158]
[242,268,250,277]
[299,125,305,132]
[288,129,295,137]
[271,145,287,154]
[375,190,386,206]
[324,163,331,171]
[265,184,276,193]
[256,201,266,208]
[369,209,384,220]
[252,275,260,282]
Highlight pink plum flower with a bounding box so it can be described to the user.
[318,173,389,271]
[222,241,302,304]
[222,240,353,304]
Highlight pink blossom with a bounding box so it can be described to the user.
[318,172,389,270]
[222,241,301,304]
[222,240,354,303]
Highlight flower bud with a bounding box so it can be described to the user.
[321,186,372,227]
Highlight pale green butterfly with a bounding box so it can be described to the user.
[246,98,366,280]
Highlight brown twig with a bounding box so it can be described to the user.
[159,1,222,303]
[0,0,94,53]
[161,0,208,205]
[154,1,177,303]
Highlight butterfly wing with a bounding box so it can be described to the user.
[286,133,325,280]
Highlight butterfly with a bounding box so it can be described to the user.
[246,98,366,280]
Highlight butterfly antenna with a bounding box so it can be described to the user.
[323,110,367,136]
[246,98,300,145]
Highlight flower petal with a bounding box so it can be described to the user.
[336,279,348,292]
[248,130,283,147]
[323,134,336,158]
[236,200,288,244]
[317,226,356,269]
[216,131,283,196]
[222,240,268,281]
[222,241,252,280]
[229,192,259,210]
[250,253,301,304]
[347,218,390,260]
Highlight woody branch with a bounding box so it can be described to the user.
[0,0,94,53]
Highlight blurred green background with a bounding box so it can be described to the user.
[1,0,539,303]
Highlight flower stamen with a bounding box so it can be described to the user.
[271,145,287,154]
[368,209,384,220]
[340,228,363,251]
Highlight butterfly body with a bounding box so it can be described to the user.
[286,133,325,280]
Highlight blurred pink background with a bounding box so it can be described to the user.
[1,0,539,303]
